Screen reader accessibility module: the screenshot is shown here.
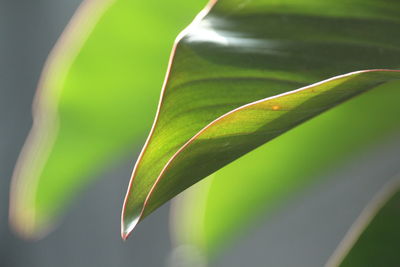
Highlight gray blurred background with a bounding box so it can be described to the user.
[1,1,400,266]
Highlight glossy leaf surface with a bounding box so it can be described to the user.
[122,0,400,239]
[173,81,400,254]
[10,0,206,237]
[169,0,400,255]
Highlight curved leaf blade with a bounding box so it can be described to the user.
[173,80,400,255]
[122,70,400,237]
[122,0,400,238]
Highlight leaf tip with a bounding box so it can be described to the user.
[120,213,140,241]
[8,205,51,241]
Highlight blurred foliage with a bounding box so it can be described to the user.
[332,179,400,267]
[10,0,206,237]
[340,188,400,266]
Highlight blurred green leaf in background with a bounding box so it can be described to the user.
[10,0,207,238]
[328,176,400,267]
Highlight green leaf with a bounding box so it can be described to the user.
[9,0,206,237]
[121,0,400,239]
[168,0,400,255]
[173,80,400,255]
[326,177,400,267]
